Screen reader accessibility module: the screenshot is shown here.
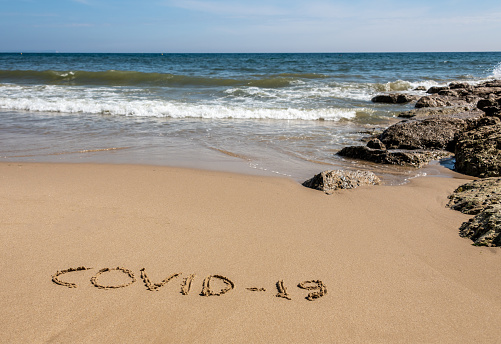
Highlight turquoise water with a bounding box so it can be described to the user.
[1,52,500,181]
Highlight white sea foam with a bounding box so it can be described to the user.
[492,62,501,78]
[0,93,356,121]
[0,83,363,121]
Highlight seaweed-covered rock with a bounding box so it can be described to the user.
[459,204,501,247]
[455,123,501,177]
[337,146,452,168]
[447,178,501,215]
[302,170,381,194]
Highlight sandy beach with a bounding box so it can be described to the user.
[1,162,500,343]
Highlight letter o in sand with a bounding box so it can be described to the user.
[90,267,136,289]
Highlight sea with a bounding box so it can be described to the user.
[1,52,500,183]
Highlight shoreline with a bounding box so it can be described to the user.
[2,161,501,343]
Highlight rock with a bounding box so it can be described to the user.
[470,87,501,98]
[415,95,472,108]
[416,95,450,107]
[414,86,427,91]
[366,138,386,150]
[371,94,420,104]
[426,86,449,94]
[455,123,501,178]
[447,178,501,215]
[302,170,381,194]
[398,106,473,119]
[447,178,501,247]
[379,112,482,152]
[482,80,501,88]
[449,82,473,90]
[337,146,452,168]
[459,204,501,247]
[477,97,501,117]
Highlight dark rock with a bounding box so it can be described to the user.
[459,204,501,247]
[371,93,420,104]
[337,146,452,168]
[379,112,482,152]
[302,170,381,194]
[366,138,386,150]
[448,177,501,215]
[477,97,501,117]
[473,116,501,127]
[455,123,501,178]
[426,86,449,94]
[414,86,427,91]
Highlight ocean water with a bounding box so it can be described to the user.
[1,52,500,182]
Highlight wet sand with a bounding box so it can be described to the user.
[1,162,500,343]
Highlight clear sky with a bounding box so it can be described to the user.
[2,0,501,53]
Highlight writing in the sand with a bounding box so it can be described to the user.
[51,266,327,301]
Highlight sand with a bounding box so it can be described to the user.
[1,162,500,343]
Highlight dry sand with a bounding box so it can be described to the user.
[1,162,500,343]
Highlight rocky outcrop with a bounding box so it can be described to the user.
[371,80,501,112]
[459,205,501,247]
[337,145,452,168]
[379,112,482,152]
[448,178,501,215]
[398,106,472,119]
[302,170,381,194]
[455,123,501,178]
[371,94,420,104]
[448,178,501,247]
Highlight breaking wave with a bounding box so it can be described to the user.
[0,95,357,121]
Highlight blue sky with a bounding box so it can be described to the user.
[1,0,501,52]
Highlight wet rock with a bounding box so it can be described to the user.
[414,86,427,91]
[337,146,452,168]
[447,177,501,215]
[379,112,482,152]
[459,204,501,247]
[455,123,501,178]
[371,94,420,104]
[302,170,381,194]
